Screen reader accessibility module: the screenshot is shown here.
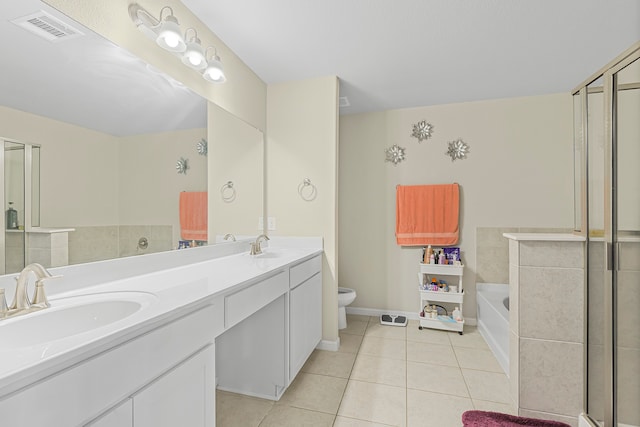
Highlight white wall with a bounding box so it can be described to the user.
[339,93,574,320]
[267,76,340,343]
[0,106,118,227]
[118,128,208,246]
[208,103,264,239]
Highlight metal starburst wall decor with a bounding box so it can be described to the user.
[176,157,189,174]
[445,139,470,161]
[411,120,434,142]
[196,138,208,156]
[385,144,406,165]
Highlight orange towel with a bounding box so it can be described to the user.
[395,183,459,246]
[179,191,208,241]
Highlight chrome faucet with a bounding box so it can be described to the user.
[223,233,236,242]
[249,234,270,255]
[1,263,61,320]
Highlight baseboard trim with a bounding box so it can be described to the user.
[316,338,340,352]
[346,306,477,326]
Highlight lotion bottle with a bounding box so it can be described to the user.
[425,245,433,263]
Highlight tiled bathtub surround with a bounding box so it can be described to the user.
[68,225,173,264]
[505,233,585,426]
[475,227,572,285]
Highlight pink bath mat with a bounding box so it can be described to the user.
[462,411,571,427]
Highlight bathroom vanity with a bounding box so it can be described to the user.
[0,239,323,426]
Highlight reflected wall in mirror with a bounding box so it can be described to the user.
[0,0,263,271]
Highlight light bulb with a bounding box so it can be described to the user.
[203,54,226,83]
[156,15,185,53]
[182,36,207,70]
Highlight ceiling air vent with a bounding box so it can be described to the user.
[11,10,84,43]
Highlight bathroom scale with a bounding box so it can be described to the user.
[380,314,408,327]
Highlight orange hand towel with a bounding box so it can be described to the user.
[179,191,208,241]
[396,183,459,246]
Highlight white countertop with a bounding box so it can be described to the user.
[502,232,586,242]
[5,227,75,233]
[0,238,322,396]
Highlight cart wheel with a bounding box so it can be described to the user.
[418,326,423,330]
[458,331,463,335]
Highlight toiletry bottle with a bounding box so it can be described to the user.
[425,245,433,264]
[452,307,462,322]
[438,251,445,265]
[430,253,435,264]
[6,202,17,230]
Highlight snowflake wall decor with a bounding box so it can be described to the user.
[176,157,189,174]
[196,138,208,156]
[411,120,434,142]
[445,139,470,161]
[385,144,406,165]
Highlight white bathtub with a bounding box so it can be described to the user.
[477,283,509,375]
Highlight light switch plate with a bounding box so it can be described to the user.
[267,217,276,231]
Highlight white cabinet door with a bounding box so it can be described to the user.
[85,400,133,427]
[289,272,322,381]
[133,344,215,427]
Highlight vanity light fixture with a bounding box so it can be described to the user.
[202,47,226,83]
[129,3,226,83]
[155,8,186,52]
[181,28,207,70]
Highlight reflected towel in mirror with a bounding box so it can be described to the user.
[179,191,208,241]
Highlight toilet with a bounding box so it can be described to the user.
[338,287,357,329]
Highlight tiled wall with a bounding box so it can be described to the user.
[616,240,640,426]
[475,227,572,285]
[586,241,605,422]
[508,239,584,427]
[27,232,69,268]
[5,232,25,273]
[68,225,173,265]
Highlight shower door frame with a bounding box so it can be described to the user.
[0,138,38,275]
[575,42,640,427]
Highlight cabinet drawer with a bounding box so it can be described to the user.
[290,255,322,289]
[225,271,288,328]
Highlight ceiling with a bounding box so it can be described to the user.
[1,0,206,137]
[1,1,638,136]
[182,0,640,115]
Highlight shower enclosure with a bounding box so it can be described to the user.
[574,43,639,427]
[1,139,40,275]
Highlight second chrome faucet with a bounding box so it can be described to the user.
[249,234,270,255]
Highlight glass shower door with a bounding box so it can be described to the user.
[613,54,639,427]
[584,76,606,426]
[4,140,26,274]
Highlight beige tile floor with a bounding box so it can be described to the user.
[216,314,516,427]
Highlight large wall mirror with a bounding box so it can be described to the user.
[0,0,263,273]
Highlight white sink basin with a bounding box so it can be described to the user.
[0,291,157,348]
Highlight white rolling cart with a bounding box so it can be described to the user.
[418,263,464,334]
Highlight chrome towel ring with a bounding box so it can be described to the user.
[220,181,236,202]
[298,178,317,201]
